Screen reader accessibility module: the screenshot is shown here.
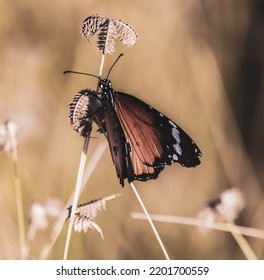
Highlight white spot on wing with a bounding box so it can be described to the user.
[173,154,178,161]
[169,120,177,128]
[173,143,182,155]
[172,127,180,143]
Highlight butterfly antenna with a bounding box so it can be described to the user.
[63,70,100,80]
[106,54,124,79]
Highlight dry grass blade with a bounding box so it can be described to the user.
[80,14,138,54]
[66,194,120,238]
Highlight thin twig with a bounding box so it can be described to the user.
[130,183,170,260]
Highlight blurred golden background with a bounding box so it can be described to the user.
[0,0,263,259]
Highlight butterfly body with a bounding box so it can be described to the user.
[69,79,202,186]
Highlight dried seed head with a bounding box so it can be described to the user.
[217,188,245,222]
[197,188,245,230]
[28,202,49,232]
[68,89,101,137]
[67,194,120,238]
[80,14,138,55]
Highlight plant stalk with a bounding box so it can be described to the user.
[130,183,170,260]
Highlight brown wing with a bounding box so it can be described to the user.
[113,92,167,181]
[103,100,134,186]
[116,95,163,167]
[115,92,201,168]
[101,98,164,185]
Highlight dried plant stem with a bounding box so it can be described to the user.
[130,183,170,260]
[132,213,258,259]
[23,221,39,259]
[14,164,27,258]
[131,212,264,240]
[134,213,256,260]
[40,141,107,259]
[226,223,257,260]
[63,137,89,260]
[98,54,105,78]
[9,131,26,258]
[40,212,67,260]
[63,54,106,260]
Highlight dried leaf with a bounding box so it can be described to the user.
[80,14,138,54]
[67,194,120,238]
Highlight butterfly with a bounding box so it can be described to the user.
[69,78,202,187]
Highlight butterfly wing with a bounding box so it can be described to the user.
[99,96,164,185]
[114,91,201,169]
[101,99,134,186]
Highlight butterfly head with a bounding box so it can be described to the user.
[99,79,112,94]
